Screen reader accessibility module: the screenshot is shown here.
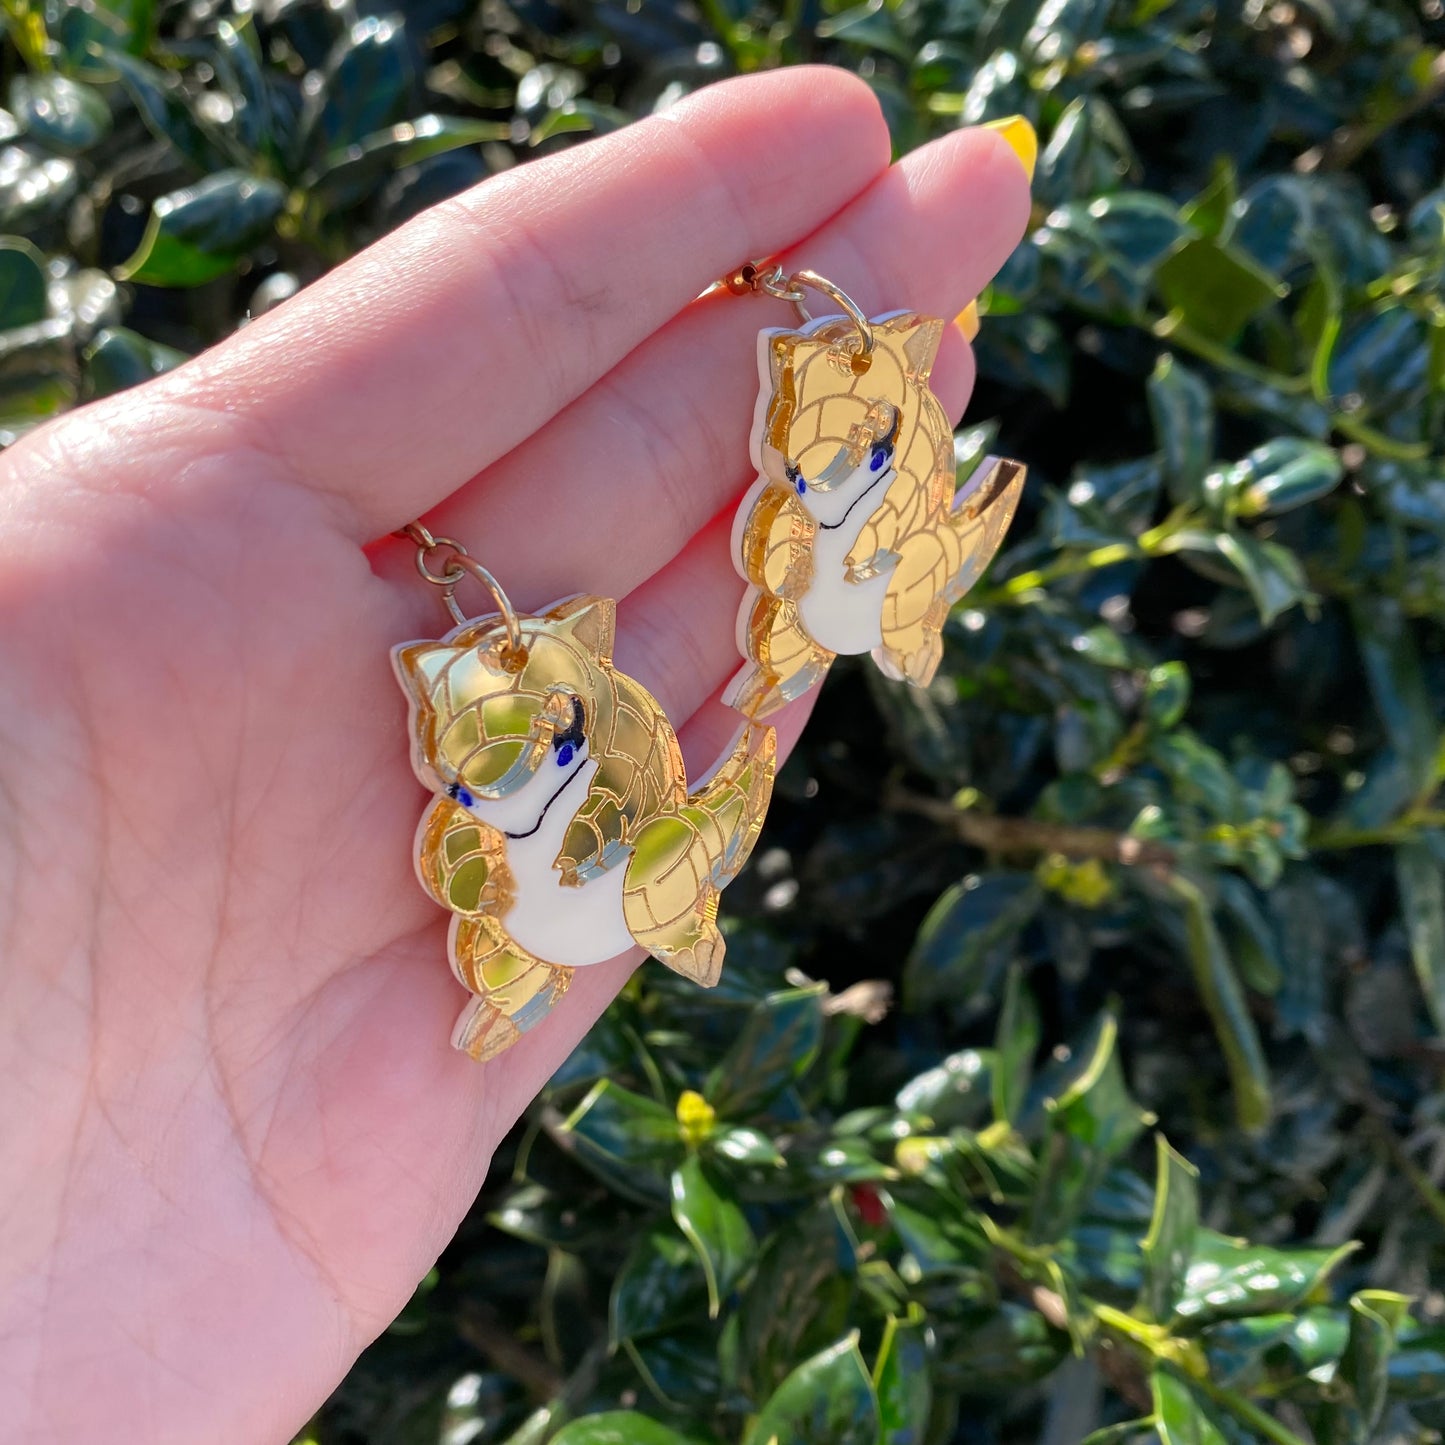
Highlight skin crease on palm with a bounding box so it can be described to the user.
[0,68,1029,1445]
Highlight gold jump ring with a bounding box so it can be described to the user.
[789,269,875,365]
[719,262,874,372]
[395,522,527,656]
[440,555,525,653]
[413,534,469,586]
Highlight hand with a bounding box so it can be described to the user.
[0,68,1028,1444]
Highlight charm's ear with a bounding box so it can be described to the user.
[897,314,946,379]
[392,640,452,708]
[550,596,617,663]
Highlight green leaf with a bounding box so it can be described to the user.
[53,2,132,74]
[885,1194,988,1276]
[1155,236,1286,342]
[100,0,153,53]
[0,315,76,433]
[1172,876,1272,1132]
[992,964,1039,1125]
[104,51,226,173]
[896,1048,995,1130]
[488,1181,630,1253]
[706,984,825,1115]
[83,327,186,398]
[943,1302,1066,1390]
[0,144,77,232]
[1143,661,1191,730]
[1213,437,1343,519]
[306,114,508,213]
[872,1315,931,1445]
[1390,1326,1445,1399]
[973,311,1071,406]
[1151,1366,1229,1445]
[1328,308,1431,422]
[670,1154,755,1318]
[1174,1232,1357,1325]
[1348,599,1438,818]
[1297,261,1343,404]
[1149,731,1237,817]
[300,15,418,160]
[610,1224,708,1346]
[815,1,910,58]
[1073,1220,1146,1298]
[1147,354,1214,502]
[805,1134,891,1185]
[1180,159,1237,240]
[1028,1013,1153,1242]
[904,873,1042,1011]
[529,99,631,145]
[1139,1138,1199,1322]
[1313,1291,1413,1445]
[1081,1423,1153,1445]
[213,18,273,158]
[551,1413,708,1445]
[711,1125,785,1168]
[1091,192,1191,274]
[1201,1310,1337,1386]
[1073,625,1131,668]
[119,171,287,287]
[0,237,47,328]
[737,1201,856,1403]
[561,1079,682,1203]
[625,1326,725,1413]
[10,75,111,154]
[743,1334,881,1445]
[1212,533,1310,626]
[1395,839,1445,1035]
[1214,875,1283,996]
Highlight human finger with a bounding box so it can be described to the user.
[387,122,1030,607]
[138,69,892,539]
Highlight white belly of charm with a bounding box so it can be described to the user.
[484,758,635,968]
[798,478,894,655]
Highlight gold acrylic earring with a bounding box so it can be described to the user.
[718,263,1027,718]
[391,524,776,1061]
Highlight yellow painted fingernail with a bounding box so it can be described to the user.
[983,115,1037,183]
[954,300,980,341]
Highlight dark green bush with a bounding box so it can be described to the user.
[6,0,1445,1439]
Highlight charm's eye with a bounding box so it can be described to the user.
[445,781,475,808]
[786,462,806,494]
[869,439,893,472]
[552,695,586,766]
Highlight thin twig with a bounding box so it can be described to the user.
[1296,53,1445,173]
[1368,1118,1445,1233]
[456,1304,565,1399]
[1040,1287,1154,1412]
[887,785,1177,871]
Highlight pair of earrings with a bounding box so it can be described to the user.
[392,264,1027,1062]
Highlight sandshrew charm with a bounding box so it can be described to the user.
[723,271,1027,718]
[394,582,775,1062]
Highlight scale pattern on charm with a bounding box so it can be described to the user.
[394,596,775,1061]
[724,309,1027,718]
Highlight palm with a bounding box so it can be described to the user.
[0,70,1028,1444]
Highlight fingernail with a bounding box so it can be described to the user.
[982,115,1037,183]
[954,301,980,341]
